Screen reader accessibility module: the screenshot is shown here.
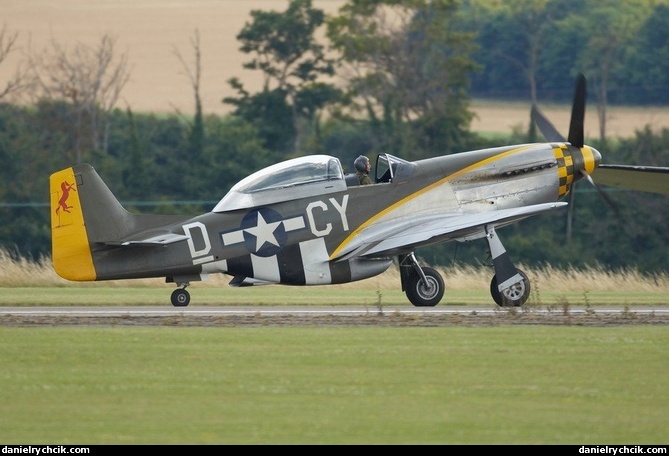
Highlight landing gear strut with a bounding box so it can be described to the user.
[399,253,445,307]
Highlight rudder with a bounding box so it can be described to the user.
[50,166,96,281]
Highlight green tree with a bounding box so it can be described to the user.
[327,0,479,159]
[0,104,60,258]
[223,0,340,156]
[576,0,650,143]
[467,0,554,104]
[200,115,273,199]
[120,108,149,200]
[620,4,669,104]
[174,30,207,197]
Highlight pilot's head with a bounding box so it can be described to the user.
[354,155,370,173]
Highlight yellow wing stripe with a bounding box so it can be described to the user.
[50,167,97,281]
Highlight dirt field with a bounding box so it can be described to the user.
[3,0,669,137]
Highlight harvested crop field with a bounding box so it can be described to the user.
[4,0,669,137]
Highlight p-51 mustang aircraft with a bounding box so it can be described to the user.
[49,75,668,307]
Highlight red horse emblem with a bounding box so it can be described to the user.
[56,180,76,214]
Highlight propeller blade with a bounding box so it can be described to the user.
[531,104,565,142]
[581,170,619,215]
[567,73,586,148]
[593,165,669,195]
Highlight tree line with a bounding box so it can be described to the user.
[0,0,667,273]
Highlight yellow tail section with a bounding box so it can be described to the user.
[50,167,97,281]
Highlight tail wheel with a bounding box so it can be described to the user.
[490,269,530,307]
[405,267,444,307]
[171,288,190,307]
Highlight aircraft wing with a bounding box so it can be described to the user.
[593,165,669,195]
[333,202,567,261]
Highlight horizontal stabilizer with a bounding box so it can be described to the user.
[116,232,191,246]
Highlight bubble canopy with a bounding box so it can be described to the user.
[212,155,347,212]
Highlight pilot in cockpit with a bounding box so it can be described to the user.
[354,155,373,185]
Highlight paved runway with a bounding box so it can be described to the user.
[2,305,668,316]
[1,305,668,327]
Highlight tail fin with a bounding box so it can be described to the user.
[50,165,96,280]
[50,163,132,281]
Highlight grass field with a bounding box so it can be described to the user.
[1,249,668,307]
[2,254,668,444]
[1,325,667,444]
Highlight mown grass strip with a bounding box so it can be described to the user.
[0,326,667,444]
[0,286,667,307]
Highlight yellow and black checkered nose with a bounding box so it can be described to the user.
[553,144,601,198]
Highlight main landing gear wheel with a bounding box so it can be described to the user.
[490,269,530,307]
[406,267,445,307]
[171,288,190,307]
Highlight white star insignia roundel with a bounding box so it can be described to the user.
[244,211,282,251]
[220,208,306,256]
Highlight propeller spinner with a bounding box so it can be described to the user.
[531,73,603,201]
